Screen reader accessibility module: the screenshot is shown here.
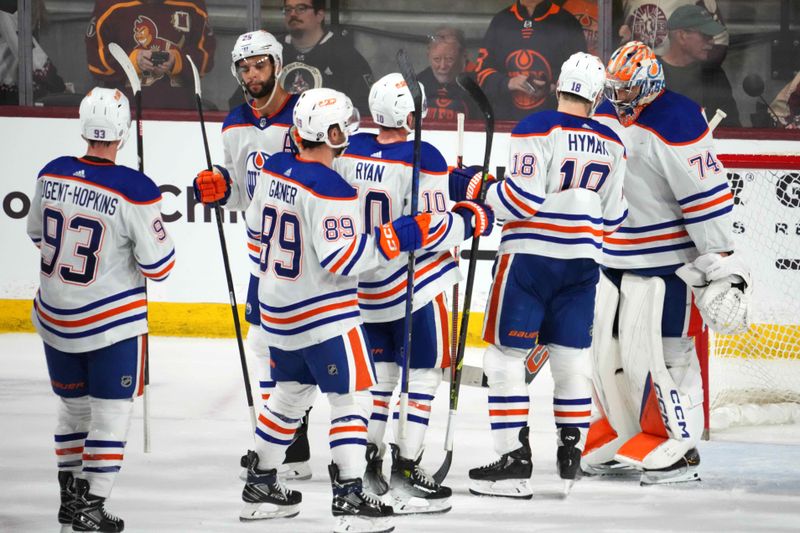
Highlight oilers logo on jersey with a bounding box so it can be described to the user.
[245,151,270,200]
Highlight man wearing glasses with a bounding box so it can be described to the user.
[281,0,373,113]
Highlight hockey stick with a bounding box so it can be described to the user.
[708,109,727,132]
[450,113,465,380]
[108,42,151,453]
[433,74,494,484]
[396,49,423,439]
[187,55,257,432]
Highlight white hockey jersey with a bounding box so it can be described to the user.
[334,133,466,323]
[594,91,735,271]
[245,152,409,350]
[485,110,628,262]
[27,156,175,353]
[221,94,299,211]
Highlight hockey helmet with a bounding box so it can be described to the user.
[230,30,283,85]
[293,88,360,149]
[79,88,131,148]
[604,41,665,126]
[368,72,427,133]
[557,52,606,114]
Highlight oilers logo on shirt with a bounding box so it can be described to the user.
[245,151,269,200]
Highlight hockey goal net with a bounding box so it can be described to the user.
[706,154,800,430]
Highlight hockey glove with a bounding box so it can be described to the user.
[193,165,231,205]
[376,213,432,260]
[449,165,495,202]
[453,200,495,238]
[676,252,751,335]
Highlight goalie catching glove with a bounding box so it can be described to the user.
[193,165,231,204]
[676,252,750,335]
[449,165,496,202]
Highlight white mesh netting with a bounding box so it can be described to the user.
[709,155,800,429]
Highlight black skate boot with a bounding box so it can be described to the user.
[388,444,451,514]
[240,450,302,521]
[640,447,701,486]
[364,442,389,496]
[556,427,583,494]
[71,478,124,532]
[469,426,533,499]
[58,471,79,533]
[238,409,312,481]
[330,462,394,533]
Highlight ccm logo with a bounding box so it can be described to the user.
[654,382,690,439]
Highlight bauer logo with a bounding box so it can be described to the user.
[246,151,269,200]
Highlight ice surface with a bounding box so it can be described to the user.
[2,333,800,532]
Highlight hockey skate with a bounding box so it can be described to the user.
[330,462,394,533]
[581,459,639,477]
[58,471,79,533]
[238,415,312,481]
[240,450,302,521]
[364,442,389,496]
[640,447,701,486]
[556,427,582,495]
[71,478,124,532]
[387,444,451,514]
[469,427,533,499]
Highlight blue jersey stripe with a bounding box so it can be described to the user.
[357,252,436,289]
[616,218,686,234]
[54,432,88,442]
[260,288,357,313]
[330,437,368,448]
[502,233,603,249]
[553,398,592,405]
[342,237,367,277]
[37,287,146,315]
[36,312,147,338]
[683,204,733,224]
[678,183,729,205]
[260,310,361,336]
[604,241,695,256]
[85,440,126,448]
[138,248,175,270]
[490,421,528,430]
[536,211,604,224]
[488,395,529,403]
[255,427,293,446]
[497,186,525,220]
[358,262,457,310]
[506,178,545,204]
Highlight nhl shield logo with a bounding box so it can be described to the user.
[121,375,133,388]
[327,364,338,376]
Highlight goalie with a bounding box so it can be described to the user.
[586,41,750,485]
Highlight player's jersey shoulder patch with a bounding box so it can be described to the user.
[637,90,708,144]
[264,152,356,200]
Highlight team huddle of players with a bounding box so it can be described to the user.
[29,27,750,533]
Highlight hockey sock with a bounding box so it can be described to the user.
[392,367,441,459]
[55,396,91,472]
[255,382,317,470]
[328,392,368,479]
[549,345,593,448]
[367,362,399,447]
[83,398,133,498]
[484,344,530,455]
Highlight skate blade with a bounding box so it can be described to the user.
[387,491,451,515]
[280,461,312,481]
[563,479,575,496]
[581,463,639,478]
[469,479,532,499]
[640,466,701,486]
[60,525,72,533]
[333,515,394,533]
[239,502,300,521]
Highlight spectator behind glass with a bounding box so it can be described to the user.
[771,72,800,129]
[85,0,215,110]
[0,0,65,105]
[281,0,373,113]
[620,0,728,65]
[557,0,598,56]
[416,26,478,122]
[475,0,586,121]
[658,4,740,127]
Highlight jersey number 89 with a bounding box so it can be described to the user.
[260,206,302,279]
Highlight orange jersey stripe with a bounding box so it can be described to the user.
[258,414,295,435]
[489,408,529,417]
[329,425,367,435]
[348,328,373,391]
[36,299,147,328]
[604,230,689,245]
[505,220,604,236]
[260,299,358,325]
[681,192,733,214]
[357,254,450,300]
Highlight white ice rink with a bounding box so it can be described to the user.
[3,333,800,532]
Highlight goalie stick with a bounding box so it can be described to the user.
[395,49,423,439]
[108,42,151,453]
[433,74,494,484]
[186,55,257,432]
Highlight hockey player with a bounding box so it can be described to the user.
[449,52,628,497]
[27,88,176,532]
[334,72,494,513]
[192,30,312,480]
[585,41,749,484]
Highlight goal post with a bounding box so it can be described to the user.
[702,153,800,433]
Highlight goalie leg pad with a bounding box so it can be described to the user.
[393,367,441,460]
[584,272,638,466]
[483,343,530,455]
[549,344,592,450]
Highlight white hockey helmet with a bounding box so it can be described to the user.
[368,72,427,133]
[230,30,283,83]
[293,88,360,149]
[79,87,131,148]
[557,52,606,113]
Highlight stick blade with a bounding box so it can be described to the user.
[108,42,141,94]
[456,74,493,131]
[186,54,202,98]
[433,451,453,484]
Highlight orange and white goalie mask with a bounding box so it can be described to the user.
[604,41,665,127]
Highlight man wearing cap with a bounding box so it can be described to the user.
[658,4,740,127]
